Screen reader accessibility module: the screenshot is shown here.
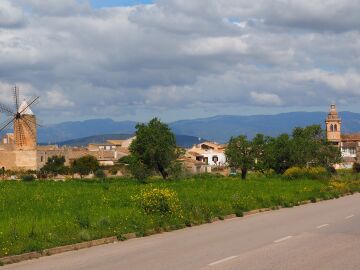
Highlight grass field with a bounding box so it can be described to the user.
[1,174,360,258]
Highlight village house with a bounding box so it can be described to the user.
[183,141,227,174]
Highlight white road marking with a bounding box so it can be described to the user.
[317,224,329,229]
[208,256,238,266]
[274,236,293,243]
[346,215,355,219]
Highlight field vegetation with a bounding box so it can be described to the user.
[1,173,360,258]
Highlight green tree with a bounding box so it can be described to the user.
[71,155,99,178]
[267,134,292,174]
[41,156,68,176]
[316,143,342,170]
[225,135,253,179]
[129,118,178,180]
[290,125,324,167]
[252,133,272,173]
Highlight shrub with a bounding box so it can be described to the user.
[41,156,67,176]
[109,167,118,175]
[307,167,328,179]
[71,156,99,177]
[283,167,328,180]
[353,163,360,173]
[21,174,35,182]
[95,169,106,179]
[127,156,152,182]
[78,230,91,241]
[132,188,182,216]
[168,161,187,180]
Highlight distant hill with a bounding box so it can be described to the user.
[37,119,137,144]
[170,111,360,143]
[51,134,206,148]
[37,111,360,144]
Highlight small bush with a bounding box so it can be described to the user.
[168,161,187,180]
[353,163,360,173]
[95,169,106,179]
[132,187,182,216]
[283,167,328,180]
[97,217,111,228]
[109,167,118,175]
[78,230,91,241]
[21,174,35,182]
[76,215,90,229]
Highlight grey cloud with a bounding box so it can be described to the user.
[0,1,25,28]
[14,0,91,16]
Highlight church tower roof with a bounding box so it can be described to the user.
[327,104,340,121]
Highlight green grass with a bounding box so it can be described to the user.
[0,174,359,257]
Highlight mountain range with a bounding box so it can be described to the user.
[36,111,360,145]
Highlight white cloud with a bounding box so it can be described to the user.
[42,90,75,108]
[250,91,283,106]
[183,37,248,56]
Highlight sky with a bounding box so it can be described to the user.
[1,0,360,124]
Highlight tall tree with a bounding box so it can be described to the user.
[290,125,323,167]
[225,135,253,179]
[129,118,178,180]
[252,133,272,173]
[267,134,292,174]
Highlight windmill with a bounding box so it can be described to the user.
[0,86,40,150]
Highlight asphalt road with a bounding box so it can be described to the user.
[4,194,360,270]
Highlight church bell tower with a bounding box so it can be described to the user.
[325,104,341,145]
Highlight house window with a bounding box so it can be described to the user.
[212,156,218,163]
[334,124,338,131]
[330,124,334,132]
[341,148,357,156]
[41,156,44,162]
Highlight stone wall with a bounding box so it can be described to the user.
[0,150,37,171]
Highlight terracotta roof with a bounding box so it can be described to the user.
[187,151,202,157]
[326,104,341,120]
[117,147,130,154]
[199,141,225,149]
[179,157,205,165]
[341,142,358,148]
[341,133,360,141]
[106,140,124,146]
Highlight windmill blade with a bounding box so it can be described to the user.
[0,116,14,133]
[19,96,39,115]
[0,103,15,116]
[13,86,20,112]
[22,114,42,127]
[17,120,25,147]
[20,117,36,141]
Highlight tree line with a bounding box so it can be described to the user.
[225,125,342,179]
[40,119,342,181]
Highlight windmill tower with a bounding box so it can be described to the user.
[0,86,40,150]
[14,100,37,150]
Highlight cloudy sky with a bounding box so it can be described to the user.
[0,0,360,124]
